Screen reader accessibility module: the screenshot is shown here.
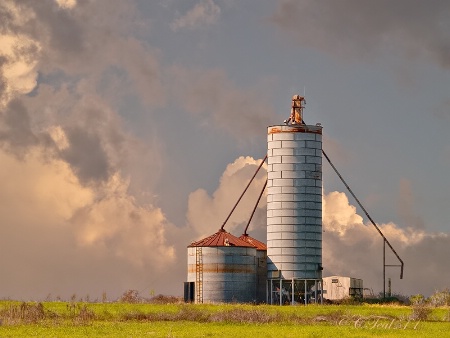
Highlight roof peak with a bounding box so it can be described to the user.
[188,229,255,248]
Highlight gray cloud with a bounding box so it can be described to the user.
[30,1,85,56]
[0,99,53,155]
[61,127,110,183]
[169,66,278,143]
[1,0,164,107]
[171,0,221,32]
[434,99,450,120]
[0,0,166,186]
[1,0,446,301]
[0,1,173,300]
[0,100,35,146]
[397,178,425,230]
[271,0,450,67]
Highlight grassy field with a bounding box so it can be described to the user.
[0,300,449,337]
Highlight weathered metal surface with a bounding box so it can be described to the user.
[187,246,258,303]
[268,124,322,135]
[256,250,267,303]
[239,234,267,251]
[238,234,267,303]
[187,264,255,274]
[267,124,323,280]
[188,229,254,248]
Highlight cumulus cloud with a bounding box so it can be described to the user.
[2,0,446,301]
[0,0,279,302]
[0,0,167,189]
[55,0,77,10]
[0,99,52,155]
[0,0,165,107]
[270,0,450,67]
[171,0,221,32]
[0,148,93,224]
[0,146,176,299]
[0,3,40,105]
[322,191,450,297]
[0,0,174,300]
[71,173,175,268]
[187,156,267,240]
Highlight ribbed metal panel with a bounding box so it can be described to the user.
[187,246,258,303]
[239,234,267,303]
[267,124,322,280]
[256,249,267,303]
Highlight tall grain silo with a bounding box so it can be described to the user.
[186,229,258,303]
[266,95,323,305]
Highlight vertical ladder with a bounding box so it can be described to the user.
[195,247,203,303]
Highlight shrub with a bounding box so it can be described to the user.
[410,302,432,321]
[66,301,96,324]
[119,290,142,303]
[149,294,181,304]
[409,294,425,305]
[0,302,54,325]
[428,289,450,307]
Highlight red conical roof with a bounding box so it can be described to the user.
[188,229,254,248]
[239,234,267,251]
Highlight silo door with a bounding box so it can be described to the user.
[184,282,195,303]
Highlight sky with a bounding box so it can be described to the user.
[0,0,449,301]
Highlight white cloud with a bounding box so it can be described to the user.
[0,1,177,299]
[171,0,221,31]
[55,0,77,9]
[71,172,175,268]
[322,190,449,296]
[186,156,267,239]
[0,31,40,106]
[48,125,69,150]
[0,5,40,105]
[0,146,176,299]
[0,147,93,223]
[1,0,447,301]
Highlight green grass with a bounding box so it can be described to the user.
[0,301,449,337]
[2,321,450,338]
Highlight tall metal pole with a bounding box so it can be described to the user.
[383,239,386,298]
[280,277,283,306]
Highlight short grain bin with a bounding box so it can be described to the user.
[187,229,258,303]
[239,234,267,303]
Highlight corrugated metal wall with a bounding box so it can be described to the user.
[187,246,258,303]
[267,124,323,280]
[256,249,267,303]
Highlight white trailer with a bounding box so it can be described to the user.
[322,276,363,300]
